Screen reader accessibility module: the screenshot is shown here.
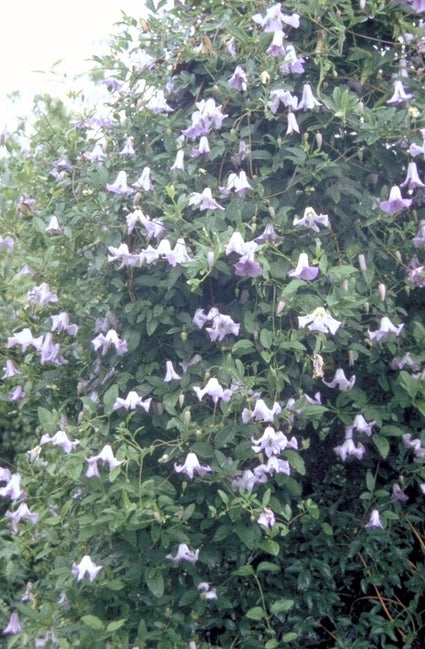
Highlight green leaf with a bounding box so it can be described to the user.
[232,565,254,577]
[256,561,280,573]
[145,569,165,598]
[246,606,265,620]
[373,434,390,459]
[265,640,280,649]
[282,632,298,642]
[81,615,105,631]
[37,407,57,433]
[102,384,119,414]
[259,539,280,556]
[285,450,305,475]
[106,619,127,633]
[270,599,294,615]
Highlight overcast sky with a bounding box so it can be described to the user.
[0,1,146,129]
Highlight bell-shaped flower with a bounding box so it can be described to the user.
[171,149,185,171]
[71,555,102,581]
[228,65,247,91]
[5,503,39,534]
[403,433,425,458]
[293,206,329,231]
[106,170,133,194]
[50,312,78,336]
[38,333,67,366]
[45,215,62,234]
[26,282,58,308]
[269,88,298,114]
[368,316,404,344]
[164,360,181,382]
[365,509,384,529]
[262,455,291,476]
[287,252,319,280]
[107,243,141,268]
[146,88,173,114]
[40,430,79,453]
[345,414,375,437]
[390,352,420,372]
[113,390,151,412]
[220,170,253,196]
[166,543,199,563]
[280,44,305,74]
[266,29,286,57]
[174,452,211,479]
[119,136,136,157]
[192,135,211,159]
[234,256,263,278]
[193,307,240,341]
[379,185,412,214]
[286,111,300,134]
[386,79,413,104]
[2,359,21,379]
[243,398,282,423]
[391,483,408,503]
[400,161,425,190]
[193,377,232,404]
[198,582,217,600]
[412,220,425,247]
[86,444,123,477]
[251,425,297,457]
[297,83,321,110]
[257,507,276,528]
[334,438,366,461]
[323,369,355,391]
[2,612,22,635]
[0,472,25,500]
[133,166,154,191]
[188,187,224,211]
[298,306,341,335]
[8,385,26,402]
[92,329,128,356]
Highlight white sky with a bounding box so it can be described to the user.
[0,1,146,130]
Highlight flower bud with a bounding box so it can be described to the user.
[184,409,191,426]
[178,393,185,409]
[133,192,142,207]
[260,71,270,84]
[358,254,367,272]
[276,300,286,315]
[268,205,276,219]
[207,250,215,271]
[394,250,402,265]
[315,132,322,150]
[348,349,355,367]
[378,283,386,301]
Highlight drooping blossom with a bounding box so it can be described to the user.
[323,369,356,391]
[220,170,253,196]
[92,329,128,356]
[402,433,425,458]
[412,220,425,247]
[266,29,286,57]
[2,612,22,635]
[182,98,228,139]
[192,135,211,159]
[0,472,25,500]
[254,223,285,244]
[0,235,14,251]
[106,170,133,194]
[8,385,26,402]
[386,79,413,104]
[231,468,265,492]
[71,555,102,581]
[193,377,232,404]
[368,316,404,344]
[166,543,199,563]
[83,141,106,163]
[293,206,329,231]
[164,360,181,382]
[45,215,63,234]
[252,4,300,32]
[133,166,154,191]
[408,259,425,287]
[145,88,173,113]
[261,455,291,476]
[365,509,384,529]
[346,414,376,437]
[257,507,276,528]
[269,88,298,114]
[251,425,297,456]
[242,398,282,423]
[391,483,409,503]
[112,391,152,412]
[126,209,165,239]
[39,332,67,366]
[188,188,224,211]
[50,312,78,336]
[400,161,425,190]
[234,256,263,278]
[298,307,341,335]
[5,503,39,534]
[171,149,185,171]
[198,582,217,600]
[119,136,136,157]
[287,252,319,280]
[40,430,80,453]
[228,65,247,91]
[379,185,412,214]
[2,360,21,379]
[193,307,240,341]
[108,243,141,268]
[296,83,321,110]
[390,352,420,372]
[140,238,192,267]
[86,444,123,477]
[26,282,58,308]
[334,438,366,462]
[174,452,211,479]
[279,44,305,74]
[286,111,300,134]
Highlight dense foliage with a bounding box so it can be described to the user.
[1,0,425,647]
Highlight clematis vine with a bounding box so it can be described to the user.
[293,206,329,231]
[166,543,199,563]
[242,398,282,423]
[2,612,22,635]
[86,444,123,477]
[368,316,404,344]
[106,170,133,194]
[379,185,412,214]
[5,503,39,534]
[174,452,211,479]
[365,509,384,529]
[92,329,128,356]
[298,307,341,335]
[323,369,356,391]
[188,187,224,211]
[112,391,152,412]
[164,360,181,382]
[257,507,276,528]
[40,430,80,453]
[228,65,247,91]
[287,252,319,280]
[133,166,154,191]
[193,377,232,404]
[71,555,102,582]
[251,425,297,456]
[193,307,240,341]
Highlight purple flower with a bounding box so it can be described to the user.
[133,166,154,191]
[345,414,375,437]
[287,252,319,280]
[412,220,425,247]
[26,282,58,308]
[379,185,412,214]
[2,612,22,635]
[182,98,227,139]
[146,89,173,114]
[72,555,102,581]
[323,369,356,391]
[51,312,78,336]
[400,161,425,190]
[0,235,14,250]
[391,483,408,503]
[192,135,211,159]
[368,316,404,344]
[40,430,79,453]
[7,328,43,352]
[108,243,141,268]
[8,385,26,402]
[390,352,420,372]
[293,206,329,231]
[198,582,217,600]
[83,142,106,163]
[193,377,232,404]
[39,333,67,366]
[113,390,151,412]
[119,136,136,157]
[334,438,366,461]
[92,329,128,356]
[252,4,299,32]
[365,509,384,529]
[174,452,211,479]
[386,79,413,104]
[403,433,425,458]
[298,307,341,335]
[86,444,123,477]
[166,544,199,564]
[106,170,133,194]
[193,307,240,341]
[243,398,282,423]
[228,65,247,91]
[220,171,253,196]
[189,188,224,211]
[164,360,181,382]
[171,149,185,171]
[267,29,286,57]
[269,88,298,114]
[279,44,305,74]
[251,425,297,456]
[297,83,321,110]
[261,455,290,476]
[0,472,25,500]
[2,360,21,379]
[5,503,39,534]
[257,507,276,528]
[234,257,263,277]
